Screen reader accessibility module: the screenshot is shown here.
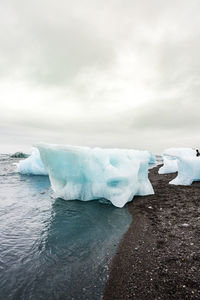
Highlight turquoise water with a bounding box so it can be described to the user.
[0,155,132,300]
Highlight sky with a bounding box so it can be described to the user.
[0,0,200,154]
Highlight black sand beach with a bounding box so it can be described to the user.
[103,165,200,300]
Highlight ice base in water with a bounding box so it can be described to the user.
[158,148,196,174]
[32,143,154,208]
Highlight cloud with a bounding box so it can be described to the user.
[0,0,200,152]
[130,98,199,131]
[0,0,118,84]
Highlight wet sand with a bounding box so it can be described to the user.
[103,165,200,299]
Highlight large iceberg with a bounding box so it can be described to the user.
[170,157,200,185]
[158,148,196,174]
[18,146,155,176]
[17,148,48,175]
[36,143,154,208]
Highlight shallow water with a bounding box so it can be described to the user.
[0,155,132,300]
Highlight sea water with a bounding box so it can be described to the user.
[0,155,132,300]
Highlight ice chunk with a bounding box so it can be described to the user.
[37,143,154,208]
[17,148,48,175]
[162,148,196,158]
[149,152,156,164]
[158,156,178,174]
[11,152,28,158]
[170,157,200,185]
[158,148,196,174]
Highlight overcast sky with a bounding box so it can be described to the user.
[0,0,200,153]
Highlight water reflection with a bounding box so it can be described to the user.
[37,199,132,300]
[0,158,132,300]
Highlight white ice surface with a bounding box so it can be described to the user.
[37,143,154,208]
[158,148,196,174]
[170,157,200,185]
[149,152,156,164]
[17,148,48,175]
[162,148,196,158]
[158,157,178,174]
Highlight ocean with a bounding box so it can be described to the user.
[0,154,132,300]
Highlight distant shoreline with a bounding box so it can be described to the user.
[103,165,200,299]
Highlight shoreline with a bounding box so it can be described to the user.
[103,165,200,299]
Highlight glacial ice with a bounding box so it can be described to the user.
[158,148,196,174]
[162,148,196,158]
[37,144,154,208]
[17,148,48,175]
[149,152,156,164]
[158,156,178,174]
[170,157,200,185]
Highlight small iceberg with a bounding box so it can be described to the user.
[158,148,196,174]
[158,156,178,174]
[17,148,48,175]
[170,157,200,185]
[158,147,200,186]
[11,152,28,158]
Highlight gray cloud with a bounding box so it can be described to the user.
[0,0,118,84]
[130,98,199,131]
[0,0,200,153]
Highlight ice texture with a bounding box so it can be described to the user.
[17,148,48,175]
[170,157,200,185]
[162,148,196,158]
[37,143,154,208]
[158,148,196,174]
[158,157,178,174]
[149,152,156,164]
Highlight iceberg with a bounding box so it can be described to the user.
[162,148,196,158]
[17,146,155,176]
[149,152,156,164]
[17,148,48,175]
[11,152,28,158]
[170,157,200,185]
[158,148,196,174]
[158,156,178,174]
[37,143,154,208]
